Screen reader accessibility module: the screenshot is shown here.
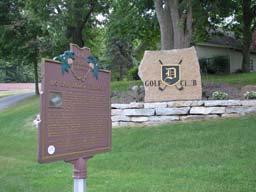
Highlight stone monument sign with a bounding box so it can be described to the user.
[138,47,202,102]
[38,43,111,163]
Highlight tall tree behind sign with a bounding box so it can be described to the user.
[153,0,255,73]
[105,0,159,80]
[28,0,110,48]
[153,0,193,50]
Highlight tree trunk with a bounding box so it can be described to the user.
[65,1,95,48]
[242,0,252,72]
[154,0,173,50]
[185,0,193,48]
[67,26,84,47]
[169,0,192,49]
[154,0,193,50]
[242,48,251,72]
[160,19,173,50]
[169,0,182,48]
[34,58,40,95]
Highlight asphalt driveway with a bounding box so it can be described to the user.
[0,92,35,111]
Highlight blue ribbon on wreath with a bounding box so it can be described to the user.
[53,50,75,75]
[87,56,99,79]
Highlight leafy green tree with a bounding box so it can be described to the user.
[153,0,256,73]
[30,0,110,48]
[193,0,256,73]
[105,0,159,80]
[203,0,256,72]
[0,0,110,93]
[193,0,235,42]
[0,0,45,94]
[153,0,239,50]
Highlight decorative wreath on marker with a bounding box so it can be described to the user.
[53,51,99,80]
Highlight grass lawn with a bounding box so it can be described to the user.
[111,72,256,92]
[199,73,256,85]
[0,97,256,191]
[111,80,142,92]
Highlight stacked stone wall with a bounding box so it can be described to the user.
[111,100,256,127]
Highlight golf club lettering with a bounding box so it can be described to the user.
[144,79,197,90]
[144,59,197,91]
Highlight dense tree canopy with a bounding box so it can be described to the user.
[0,0,255,85]
[0,0,42,93]
[105,0,159,80]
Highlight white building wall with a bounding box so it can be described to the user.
[196,45,243,73]
[195,45,231,59]
[195,45,250,73]
[229,51,243,72]
[250,54,256,71]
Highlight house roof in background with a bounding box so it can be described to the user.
[196,34,256,54]
[206,34,241,49]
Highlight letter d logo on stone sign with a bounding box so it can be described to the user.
[161,64,180,86]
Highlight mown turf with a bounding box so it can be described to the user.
[202,72,256,85]
[0,97,256,191]
[111,80,142,92]
[110,72,256,92]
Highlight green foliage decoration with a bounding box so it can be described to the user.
[53,51,75,75]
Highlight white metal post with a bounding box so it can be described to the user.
[69,157,91,192]
[74,179,86,192]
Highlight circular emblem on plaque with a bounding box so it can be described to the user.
[47,145,56,155]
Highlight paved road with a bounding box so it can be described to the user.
[0,92,35,111]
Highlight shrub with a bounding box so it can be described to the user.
[199,56,230,74]
[244,91,256,99]
[127,66,140,80]
[212,91,229,100]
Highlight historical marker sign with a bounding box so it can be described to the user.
[139,47,202,102]
[38,43,111,163]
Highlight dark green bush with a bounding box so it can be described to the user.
[127,66,140,80]
[199,56,230,74]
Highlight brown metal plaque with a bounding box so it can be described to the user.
[38,43,111,163]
